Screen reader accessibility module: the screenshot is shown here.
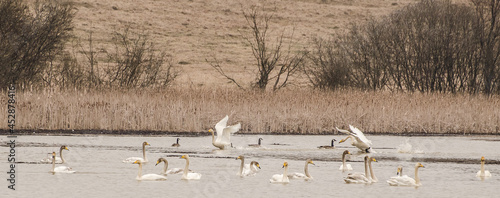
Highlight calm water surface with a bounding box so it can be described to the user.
[1,135,499,197]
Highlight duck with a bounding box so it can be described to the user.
[209,115,241,149]
[248,138,263,147]
[337,125,372,153]
[318,139,336,149]
[123,142,150,163]
[171,138,180,147]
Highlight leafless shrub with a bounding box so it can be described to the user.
[0,0,75,89]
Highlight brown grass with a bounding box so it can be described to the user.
[2,88,499,134]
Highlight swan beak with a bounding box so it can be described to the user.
[420,164,425,168]
[180,155,186,159]
[282,162,288,168]
[339,139,345,143]
[257,164,261,169]
[481,156,485,161]
[311,162,316,166]
[64,146,69,150]
[155,161,160,166]
[372,158,377,162]
[236,156,241,160]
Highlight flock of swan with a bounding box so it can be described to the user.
[43,115,493,186]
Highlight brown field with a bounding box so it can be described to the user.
[4,0,494,135]
[1,88,499,135]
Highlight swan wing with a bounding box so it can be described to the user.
[477,170,492,177]
[219,123,241,144]
[139,174,167,181]
[288,172,306,179]
[184,172,202,180]
[339,164,353,171]
[387,175,415,186]
[123,157,146,163]
[41,157,63,164]
[336,127,351,134]
[166,168,187,175]
[214,115,229,141]
[344,172,369,183]
[349,125,372,145]
[270,174,284,183]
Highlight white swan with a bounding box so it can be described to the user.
[288,159,315,180]
[209,115,241,149]
[41,146,68,164]
[339,150,353,172]
[155,158,191,175]
[344,156,370,184]
[133,160,167,181]
[49,152,75,174]
[236,156,261,176]
[270,161,290,183]
[123,142,150,163]
[171,138,180,147]
[318,139,336,149]
[387,163,425,186]
[368,157,378,182]
[337,125,372,152]
[180,155,202,180]
[476,156,492,178]
[248,138,263,147]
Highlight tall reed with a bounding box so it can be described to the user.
[1,88,499,134]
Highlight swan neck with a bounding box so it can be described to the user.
[211,131,215,144]
[304,162,311,178]
[480,160,485,174]
[142,144,147,161]
[342,153,346,168]
[183,158,190,177]
[137,162,143,178]
[239,159,244,176]
[163,161,168,174]
[415,166,420,185]
[369,160,377,181]
[283,166,289,181]
[364,158,369,179]
[51,156,55,172]
[59,147,65,163]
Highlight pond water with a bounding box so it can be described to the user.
[1,134,499,197]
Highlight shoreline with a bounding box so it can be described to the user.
[1,129,499,137]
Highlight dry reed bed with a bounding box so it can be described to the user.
[1,88,499,134]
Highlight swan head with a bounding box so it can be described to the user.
[143,142,150,146]
[364,155,369,162]
[180,155,189,159]
[155,158,166,166]
[282,161,288,168]
[396,166,401,175]
[236,155,244,160]
[306,159,315,165]
[342,150,351,156]
[209,129,214,134]
[339,138,346,143]
[481,156,485,162]
[61,146,69,151]
[52,152,56,158]
[415,163,424,168]
[254,162,261,169]
[370,157,377,162]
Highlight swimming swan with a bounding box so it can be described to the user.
[50,152,75,174]
[209,115,241,149]
[387,163,424,186]
[337,125,372,152]
[344,156,370,184]
[41,146,69,164]
[155,158,191,175]
[172,138,180,147]
[318,139,336,149]
[236,156,261,176]
[270,161,290,183]
[123,142,150,163]
[133,160,167,181]
[339,150,353,172]
[248,138,263,147]
[180,155,202,180]
[368,157,378,182]
[476,156,492,178]
[288,159,315,180]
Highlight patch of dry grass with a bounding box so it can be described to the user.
[2,88,499,134]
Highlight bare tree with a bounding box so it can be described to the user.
[242,4,305,91]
